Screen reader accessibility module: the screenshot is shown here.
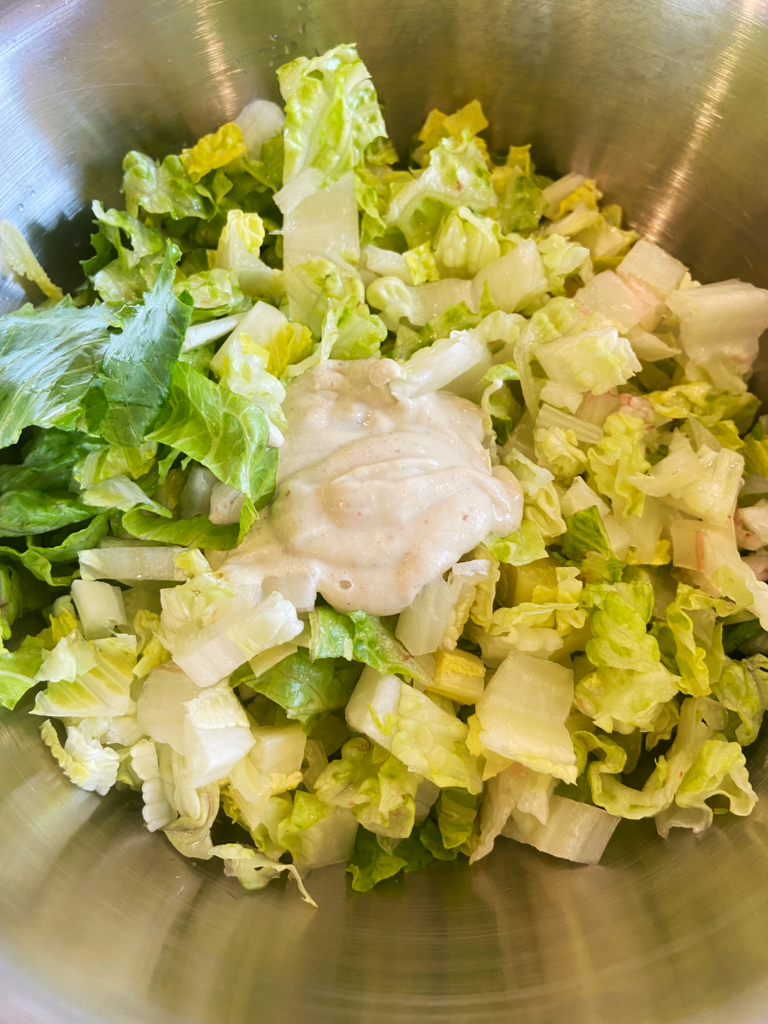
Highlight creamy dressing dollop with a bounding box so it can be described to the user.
[220,358,523,616]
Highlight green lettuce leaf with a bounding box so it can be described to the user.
[348,611,433,687]
[149,362,277,503]
[561,505,614,560]
[658,584,729,698]
[587,412,650,518]
[672,736,756,824]
[0,635,45,710]
[210,842,316,904]
[121,508,239,550]
[308,606,355,661]
[0,514,109,587]
[73,441,157,488]
[486,520,547,566]
[582,581,659,672]
[537,234,589,294]
[419,815,459,860]
[314,735,420,838]
[20,514,110,585]
[492,147,547,234]
[437,786,481,852]
[79,470,168,516]
[387,132,496,248]
[0,564,47,640]
[588,695,735,820]
[122,151,211,220]
[346,824,435,892]
[250,650,357,730]
[0,220,63,302]
[180,122,247,182]
[346,826,410,891]
[85,244,192,445]
[574,662,681,733]
[0,429,105,494]
[276,790,358,873]
[0,301,114,448]
[433,207,504,278]
[712,658,763,745]
[327,301,387,360]
[277,43,388,211]
[32,633,139,719]
[0,490,95,538]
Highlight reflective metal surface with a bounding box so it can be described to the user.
[3,1,768,1021]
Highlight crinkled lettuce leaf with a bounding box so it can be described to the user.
[250,650,358,730]
[149,361,277,504]
[277,43,388,212]
[314,736,420,838]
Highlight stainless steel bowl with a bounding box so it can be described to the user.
[3,2,768,1021]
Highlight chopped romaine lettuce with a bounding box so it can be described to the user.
[2,41,768,901]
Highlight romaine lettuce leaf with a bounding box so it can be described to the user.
[502,794,620,864]
[348,611,433,687]
[0,635,45,709]
[74,440,158,488]
[148,362,277,504]
[537,234,589,294]
[0,490,95,537]
[535,327,641,413]
[533,426,588,482]
[560,505,614,560]
[436,786,481,852]
[308,607,355,661]
[250,651,357,730]
[433,207,504,278]
[0,429,104,494]
[122,152,211,220]
[32,633,138,719]
[209,331,287,430]
[472,651,578,783]
[587,412,650,518]
[413,100,489,166]
[574,662,681,733]
[277,790,358,873]
[180,123,246,182]
[163,783,219,859]
[210,842,316,904]
[0,564,46,639]
[345,668,482,792]
[40,719,119,796]
[502,447,565,540]
[582,581,660,673]
[0,220,63,301]
[81,475,171,518]
[86,245,192,445]
[386,132,495,248]
[276,43,387,213]
[314,736,421,838]
[0,301,113,448]
[346,825,433,891]
[491,146,547,234]
[8,515,109,585]
[712,658,763,745]
[588,695,727,819]
[121,508,238,549]
[632,431,743,524]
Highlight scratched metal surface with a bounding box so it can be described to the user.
[3,1,768,1022]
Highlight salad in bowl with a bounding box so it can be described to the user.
[1,43,768,903]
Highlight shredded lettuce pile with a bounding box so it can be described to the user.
[2,43,768,904]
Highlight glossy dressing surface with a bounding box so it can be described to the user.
[221,358,522,615]
[4,1,768,1023]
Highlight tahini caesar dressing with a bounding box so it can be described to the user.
[219,358,523,615]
